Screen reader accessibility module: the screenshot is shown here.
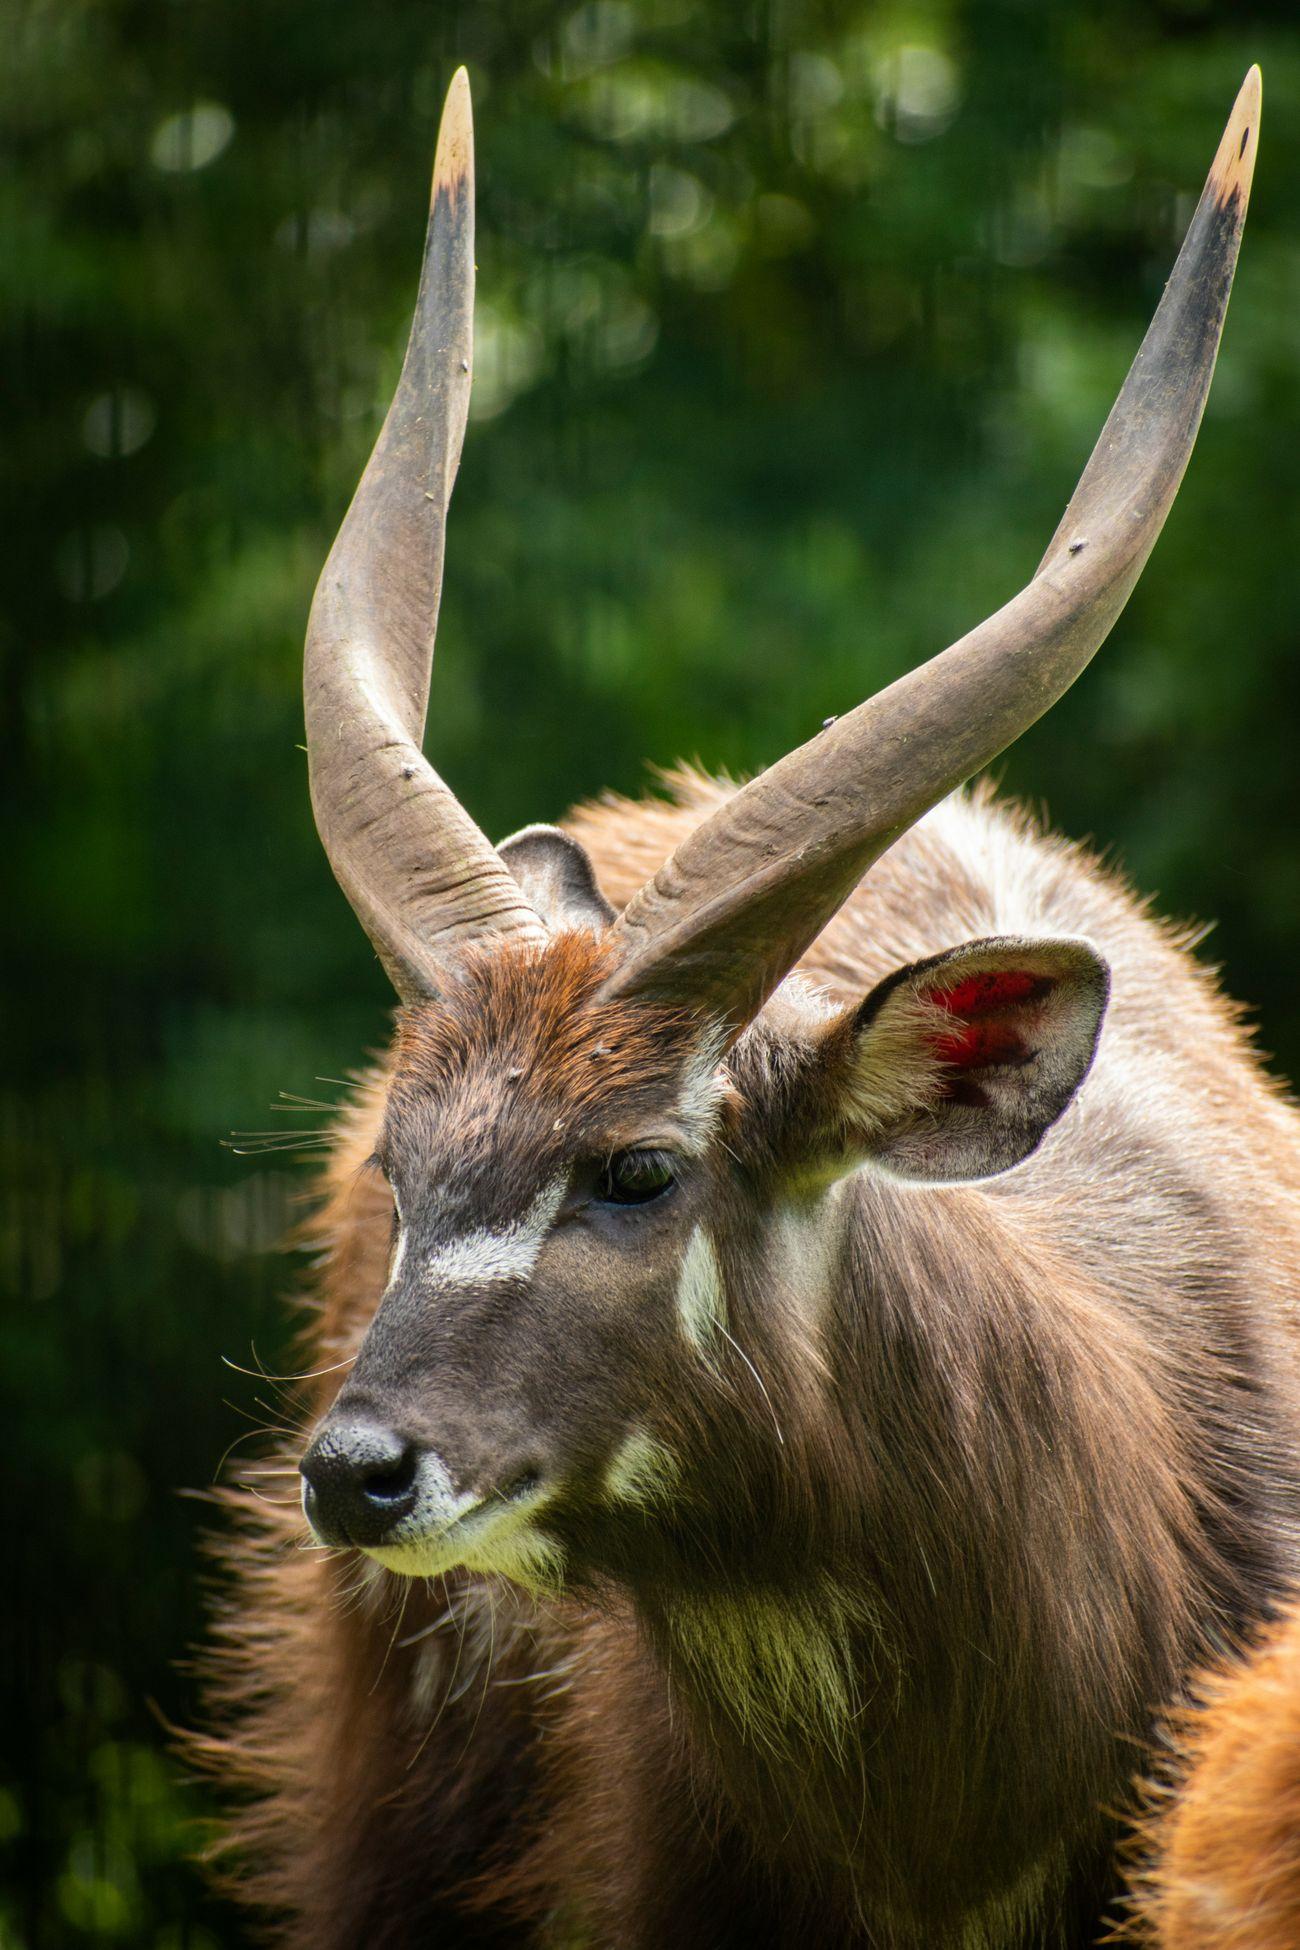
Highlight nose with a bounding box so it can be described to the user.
[299,1419,420,1547]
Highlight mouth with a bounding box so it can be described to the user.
[362,1466,559,1586]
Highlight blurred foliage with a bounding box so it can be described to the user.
[3,0,1298,1941]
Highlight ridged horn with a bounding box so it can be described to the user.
[304,67,544,1001]
[602,69,1261,1031]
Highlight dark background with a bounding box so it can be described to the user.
[4,1,1297,1942]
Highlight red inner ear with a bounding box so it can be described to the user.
[923,969,1046,1072]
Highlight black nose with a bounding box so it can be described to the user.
[299,1420,420,1547]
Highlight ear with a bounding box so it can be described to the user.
[826,935,1109,1184]
[497,825,615,935]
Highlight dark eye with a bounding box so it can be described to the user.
[596,1148,678,1207]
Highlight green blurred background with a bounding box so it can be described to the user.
[3,0,1297,1942]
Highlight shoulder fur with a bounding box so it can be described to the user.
[1128,1598,1300,1948]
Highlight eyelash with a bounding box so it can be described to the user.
[368,1145,679,1218]
[368,1153,403,1224]
[595,1147,679,1207]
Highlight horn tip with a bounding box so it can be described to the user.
[1207,65,1261,214]
[433,66,474,208]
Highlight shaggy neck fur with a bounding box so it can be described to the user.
[610,1151,1291,1941]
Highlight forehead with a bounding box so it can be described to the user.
[381,935,714,1200]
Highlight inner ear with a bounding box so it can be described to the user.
[498,825,615,935]
[827,935,1110,1185]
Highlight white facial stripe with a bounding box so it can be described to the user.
[603,1429,680,1509]
[676,1224,726,1349]
[389,1227,408,1282]
[672,1024,729,1152]
[421,1229,543,1287]
[419,1173,568,1291]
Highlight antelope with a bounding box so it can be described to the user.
[198,66,1300,1950]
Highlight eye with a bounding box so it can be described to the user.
[595,1148,678,1207]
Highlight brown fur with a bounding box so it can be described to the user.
[196,772,1300,1948]
[1128,1600,1300,1948]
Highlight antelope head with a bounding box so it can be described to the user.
[299,68,1259,1588]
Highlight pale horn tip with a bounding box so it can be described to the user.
[432,66,474,213]
[1207,65,1261,215]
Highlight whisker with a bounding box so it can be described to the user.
[333,1561,384,1618]
[222,1134,335,1157]
[715,1323,785,1447]
[492,1662,574,1689]
[369,1579,413,1695]
[396,1605,458,1651]
[233,1347,322,1418]
[457,1580,497,1765]
[211,1425,288,1482]
[220,1397,306,1443]
[222,1351,356,1384]
[221,1399,293,1435]
[248,1391,313,1435]
[406,1584,471,1771]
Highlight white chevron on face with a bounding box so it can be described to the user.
[417,1174,569,1291]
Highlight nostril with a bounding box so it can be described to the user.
[360,1449,418,1505]
[300,1420,421,1546]
[500,1466,542,1504]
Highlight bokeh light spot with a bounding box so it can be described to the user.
[150,101,235,173]
[55,526,129,602]
[874,45,960,144]
[82,387,157,459]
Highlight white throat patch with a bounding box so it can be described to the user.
[667,1580,881,1761]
